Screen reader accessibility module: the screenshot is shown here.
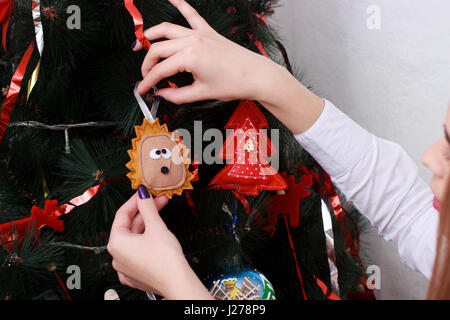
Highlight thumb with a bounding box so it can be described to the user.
[132,39,144,52]
[137,185,167,229]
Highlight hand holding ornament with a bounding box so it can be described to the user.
[135,0,325,135]
[107,189,213,299]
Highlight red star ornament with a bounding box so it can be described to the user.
[267,172,314,229]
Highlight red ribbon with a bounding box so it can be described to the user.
[320,168,360,258]
[315,276,341,300]
[0,0,13,53]
[52,269,72,300]
[295,164,361,257]
[0,199,68,298]
[124,0,151,51]
[124,1,181,92]
[254,13,268,26]
[62,183,102,214]
[0,178,120,300]
[0,182,106,248]
[226,8,269,58]
[248,33,268,58]
[249,13,269,57]
[0,42,35,145]
[282,214,308,299]
[167,80,178,89]
[296,164,372,299]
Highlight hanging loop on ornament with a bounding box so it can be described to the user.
[133,82,160,122]
[133,81,164,301]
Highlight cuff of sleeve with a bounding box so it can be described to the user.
[294,99,374,177]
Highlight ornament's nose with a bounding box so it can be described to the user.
[161,166,169,174]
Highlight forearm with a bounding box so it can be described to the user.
[294,99,438,279]
[163,258,214,300]
[256,62,325,135]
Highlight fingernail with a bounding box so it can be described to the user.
[138,185,151,199]
[130,40,137,50]
[154,95,164,101]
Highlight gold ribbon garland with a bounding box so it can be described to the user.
[27,0,43,100]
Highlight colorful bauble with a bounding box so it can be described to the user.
[207,268,276,300]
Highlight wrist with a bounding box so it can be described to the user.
[253,60,325,134]
[255,61,297,111]
[162,257,213,300]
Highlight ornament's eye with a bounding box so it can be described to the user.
[150,149,162,159]
[161,148,172,159]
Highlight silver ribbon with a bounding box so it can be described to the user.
[32,0,44,55]
[321,200,340,296]
[133,82,160,122]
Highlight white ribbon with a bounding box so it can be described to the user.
[133,82,160,122]
[134,81,161,300]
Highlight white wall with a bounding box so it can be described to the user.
[271,0,450,299]
[271,0,449,181]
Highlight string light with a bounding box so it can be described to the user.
[9,121,118,130]
[45,242,107,255]
[9,121,118,154]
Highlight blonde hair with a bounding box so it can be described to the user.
[427,176,450,299]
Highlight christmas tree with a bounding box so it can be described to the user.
[0,0,372,300]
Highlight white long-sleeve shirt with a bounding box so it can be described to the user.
[294,99,439,280]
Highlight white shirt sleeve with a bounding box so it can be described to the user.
[294,99,438,279]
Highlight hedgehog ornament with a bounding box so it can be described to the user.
[126,118,194,199]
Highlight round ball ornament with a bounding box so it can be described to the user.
[207,268,276,300]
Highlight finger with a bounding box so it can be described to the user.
[136,188,167,229]
[133,22,192,51]
[137,51,193,95]
[155,83,205,105]
[141,37,193,78]
[111,259,121,273]
[118,272,137,289]
[131,213,145,234]
[110,194,139,234]
[154,195,170,210]
[167,0,210,31]
[132,39,143,52]
[131,196,168,234]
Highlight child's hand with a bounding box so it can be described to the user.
[135,0,284,106]
[107,186,213,299]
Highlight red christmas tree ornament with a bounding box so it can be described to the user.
[267,172,313,229]
[209,100,287,196]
